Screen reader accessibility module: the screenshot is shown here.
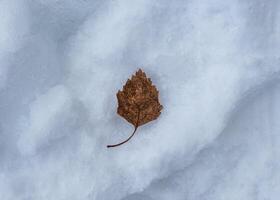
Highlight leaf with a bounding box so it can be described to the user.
[107,69,163,148]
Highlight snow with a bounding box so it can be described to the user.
[0,0,280,199]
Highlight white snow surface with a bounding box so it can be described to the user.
[0,0,280,199]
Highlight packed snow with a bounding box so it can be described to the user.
[0,0,280,199]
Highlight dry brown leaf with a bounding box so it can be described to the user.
[107,69,163,148]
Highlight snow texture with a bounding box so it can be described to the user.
[0,0,280,199]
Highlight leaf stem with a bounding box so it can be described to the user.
[107,108,140,148]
